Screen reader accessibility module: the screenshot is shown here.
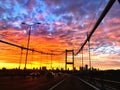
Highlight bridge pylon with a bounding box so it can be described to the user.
[65,49,74,71]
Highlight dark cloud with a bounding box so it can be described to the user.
[0,0,120,56]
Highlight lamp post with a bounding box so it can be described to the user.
[19,47,23,69]
[31,49,34,68]
[51,51,53,70]
[87,33,91,70]
[22,22,41,70]
[82,49,83,70]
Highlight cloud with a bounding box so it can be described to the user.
[0,0,120,69]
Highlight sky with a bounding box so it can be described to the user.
[0,0,120,70]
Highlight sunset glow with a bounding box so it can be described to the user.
[0,0,120,70]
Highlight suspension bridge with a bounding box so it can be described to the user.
[0,0,120,90]
[0,0,117,70]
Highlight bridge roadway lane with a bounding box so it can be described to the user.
[49,75,96,90]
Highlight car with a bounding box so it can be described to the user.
[45,72,54,79]
[29,72,40,78]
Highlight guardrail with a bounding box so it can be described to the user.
[92,78,120,90]
[81,77,120,90]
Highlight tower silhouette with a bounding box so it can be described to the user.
[65,50,74,70]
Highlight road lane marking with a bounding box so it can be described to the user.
[78,77,100,90]
[48,79,66,90]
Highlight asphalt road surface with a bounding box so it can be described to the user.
[48,75,98,90]
[0,75,99,90]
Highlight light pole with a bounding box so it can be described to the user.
[87,33,91,70]
[82,49,83,70]
[19,47,23,69]
[22,22,41,70]
[31,49,34,69]
[51,51,53,70]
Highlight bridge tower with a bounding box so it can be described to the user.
[65,49,74,70]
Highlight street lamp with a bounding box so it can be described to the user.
[48,50,55,70]
[19,47,23,69]
[87,33,91,70]
[22,22,41,70]
[50,50,53,70]
[82,49,83,70]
